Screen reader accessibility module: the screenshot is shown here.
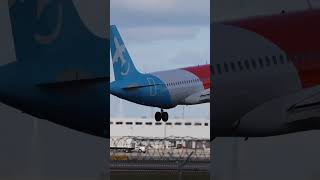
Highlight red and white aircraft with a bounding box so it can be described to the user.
[213,9,320,138]
[110,25,210,122]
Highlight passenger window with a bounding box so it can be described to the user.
[216,64,222,74]
[224,63,229,72]
[279,55,284,64]
[244,60,250,70]
[272,56,277,65]
[251,58,257,69]
[259,58,264,68]
[265,56,271,66]
[238,61,243,71]
[230,62,236,71]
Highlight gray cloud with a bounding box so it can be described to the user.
[111,0,209,42]
[121,26,201,42]
[111,0,210,27]
[170,50,209,67]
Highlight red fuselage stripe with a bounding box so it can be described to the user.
[183,64,210,89]
[226,10,320,88]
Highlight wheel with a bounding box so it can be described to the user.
[155,112,162,121]
[162,112,169,122]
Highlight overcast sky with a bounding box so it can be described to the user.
[110,0,210,119]
[212,0,320,21]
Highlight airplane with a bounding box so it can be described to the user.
[0,0,109,138]
[110,25,210,122]
[212,9,320,138]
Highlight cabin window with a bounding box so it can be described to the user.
[125,122,133,125]
[224,63,229,72]
[272,56,277,65]
[279,55,285,64]
[244,60,250,70]
[230,62,236,72]
[216,64,222,74]
[238,61,243,71]
[258,58,264,68]
[251,58,257,69]
[265,56,271,66]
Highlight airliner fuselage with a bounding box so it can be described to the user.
[213,10,320,137]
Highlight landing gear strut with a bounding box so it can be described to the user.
[155,109,169,122]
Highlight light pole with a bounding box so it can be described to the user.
[178,151,194,180]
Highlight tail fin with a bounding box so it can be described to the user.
[8,0,108,80]
[110,25,140,81]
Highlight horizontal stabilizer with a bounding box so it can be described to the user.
[122,83,161,90]
[37,77,108,88]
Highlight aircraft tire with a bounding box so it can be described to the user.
[162,112,169,122]
[155,112,162,121]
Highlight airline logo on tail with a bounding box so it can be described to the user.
[110,25,141,80]
[34,0,64,45]
[112,37,130,76]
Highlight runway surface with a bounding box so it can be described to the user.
[111,160,209,172]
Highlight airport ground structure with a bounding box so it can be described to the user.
[110,117,210,174]
[110,117,210,138]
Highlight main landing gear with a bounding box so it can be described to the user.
[155,109,169,122]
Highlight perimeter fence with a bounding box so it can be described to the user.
[110,136,210,162]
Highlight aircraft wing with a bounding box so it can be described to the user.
[237,85,320,135]
[183,88,210,104]
[37,77,108,88]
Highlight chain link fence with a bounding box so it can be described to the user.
[110,136,210,162]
